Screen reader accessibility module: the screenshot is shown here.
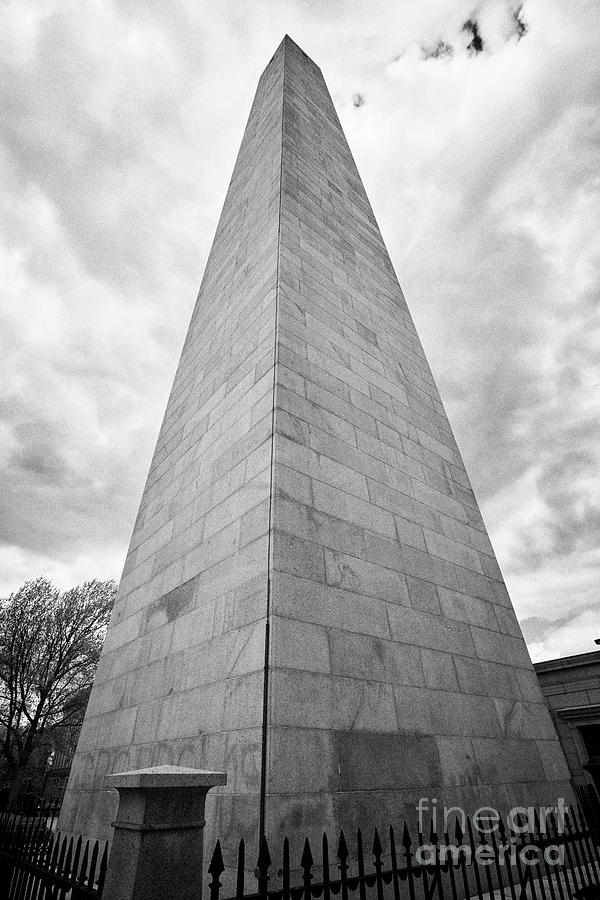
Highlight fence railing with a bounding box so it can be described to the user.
[0,809,108,900]
[3,788,600,900]
[208,806,600,900]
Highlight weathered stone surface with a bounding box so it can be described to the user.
[61,35,571,872]
[59,36,284,857]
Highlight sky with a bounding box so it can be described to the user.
[0,0,598,662]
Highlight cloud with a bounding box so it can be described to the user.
[341,0,600,652]
[462,19,485,54]
[527,608,600,662]
[0,0,598,665]
[421,40,454,60]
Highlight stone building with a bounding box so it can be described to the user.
[59,36,572,864]
[535,651,600,798]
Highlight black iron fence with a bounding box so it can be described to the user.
[2,790,600,900]
[208,806,600,900]
[0,809,107,900]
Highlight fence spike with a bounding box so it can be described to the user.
[78,841,90,885]
[454,818,463,843]
[337,830,349,862]
[72,834,82,882]
[97,842,109,894]
[208,840,225,876]
[236,839,246,899]
[371,828,385,900]
[356,829,367,900]
[301,836,314,871]
[389,826,402,900]
[322,832,331,900]
[88,839,100,887]
[301,836,314,900]
[59,831,70,871]
[64,836,74,877]
[402,822,412,849]
[209,840,225,900]
[372,828,383,859]
[257,834,272,872]
[256,834,272,895]
[337,830,350,900]
[282,837,291,900]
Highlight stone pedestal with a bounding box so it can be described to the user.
[103,766,226,900]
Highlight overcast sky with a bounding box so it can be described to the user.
[1,0,598,662]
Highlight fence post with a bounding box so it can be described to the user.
[102,765,227,900]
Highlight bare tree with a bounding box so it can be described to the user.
[0,576,116,806]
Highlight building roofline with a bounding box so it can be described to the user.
[534,649,600,673]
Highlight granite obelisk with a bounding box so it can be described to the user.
[60,36,571,861]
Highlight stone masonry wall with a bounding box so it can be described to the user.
[264,37,572,852]
[59,40,286,855]
[60,36,572,871]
